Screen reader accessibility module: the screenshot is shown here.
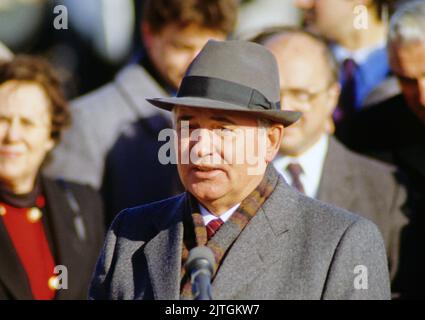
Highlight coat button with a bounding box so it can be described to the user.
[48,276,59,291]
[27,207,42,223]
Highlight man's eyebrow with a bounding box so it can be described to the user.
[210,116,237,124]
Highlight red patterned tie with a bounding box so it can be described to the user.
[286,163,305,194]
[206,218,224,240]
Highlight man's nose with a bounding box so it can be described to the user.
[191,128,215,159]
[294,0,315,9]
[5,118,22,143]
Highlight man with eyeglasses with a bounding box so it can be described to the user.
[258,28,408,298]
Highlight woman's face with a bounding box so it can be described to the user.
[0,80,54,190]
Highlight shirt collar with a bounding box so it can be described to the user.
[333,41,386,65]
[276,134,328,175]
[199,202,240,226]
[273,134,329,197]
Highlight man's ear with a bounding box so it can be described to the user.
[142,22,153,49]
[265,124,284,163]
[326,82,341,114]
[325,118,335,135]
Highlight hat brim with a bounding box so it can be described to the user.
[146,97,301,127]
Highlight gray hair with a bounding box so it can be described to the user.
[388,0,425,45]
[258,117,272,128]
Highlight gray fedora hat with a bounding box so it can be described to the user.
[146,40,301,126]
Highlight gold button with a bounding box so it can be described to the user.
[27,207,42,223]
[0,205,6,216]
[48,276,59,291]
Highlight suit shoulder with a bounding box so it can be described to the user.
[343,147,402,192]
[126,193,186,216]
[346,147,395,173]
[42,177,104,225]
[71,64,154,116]
[299,195,387,254]
[71,81,122,117]
[303,194,383,243]
[270,178,364,235]
[332,139,398,184]
[43,176,98,196]
[302,194,363,227]
[111,194,186,235]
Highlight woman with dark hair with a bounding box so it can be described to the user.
[0,55,105,300]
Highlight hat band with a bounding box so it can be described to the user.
[177,76,280,111]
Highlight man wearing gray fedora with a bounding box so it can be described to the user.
[89,40,391,300]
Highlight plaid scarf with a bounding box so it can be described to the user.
[180,165,279,299]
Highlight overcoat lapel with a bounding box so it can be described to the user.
[143,196,186,300]
[42,178,89,300]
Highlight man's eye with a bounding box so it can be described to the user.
[172,42,190,50]
[21,119,37,127]
[398,75,418,84]
[296,92,311,102]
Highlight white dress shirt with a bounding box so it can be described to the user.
[273,134,329,198]
[199,203,240,226]
[333,41,386,65]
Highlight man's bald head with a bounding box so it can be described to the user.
[263,30,338,85]
[257,28,341,156]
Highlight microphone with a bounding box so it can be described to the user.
[185,246,216,300]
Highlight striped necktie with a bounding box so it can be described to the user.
[206,218,224,241]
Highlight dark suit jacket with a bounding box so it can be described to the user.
[317,137,408,283]
[343,94,425,165]
[340,95,425,299]
[0,176,105,300]
[89,167,390,300]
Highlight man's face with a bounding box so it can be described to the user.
[0,81,54,188]
[390,41,425,123]
[174,106,283,209]
[266,35,340,156]
[295,0,357,42]
[144,23,226,89]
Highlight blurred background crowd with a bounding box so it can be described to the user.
[0,0,424,300]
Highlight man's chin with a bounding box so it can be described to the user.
[279,139,303,156]
[188,184,227,203]
[0,171,25,185]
